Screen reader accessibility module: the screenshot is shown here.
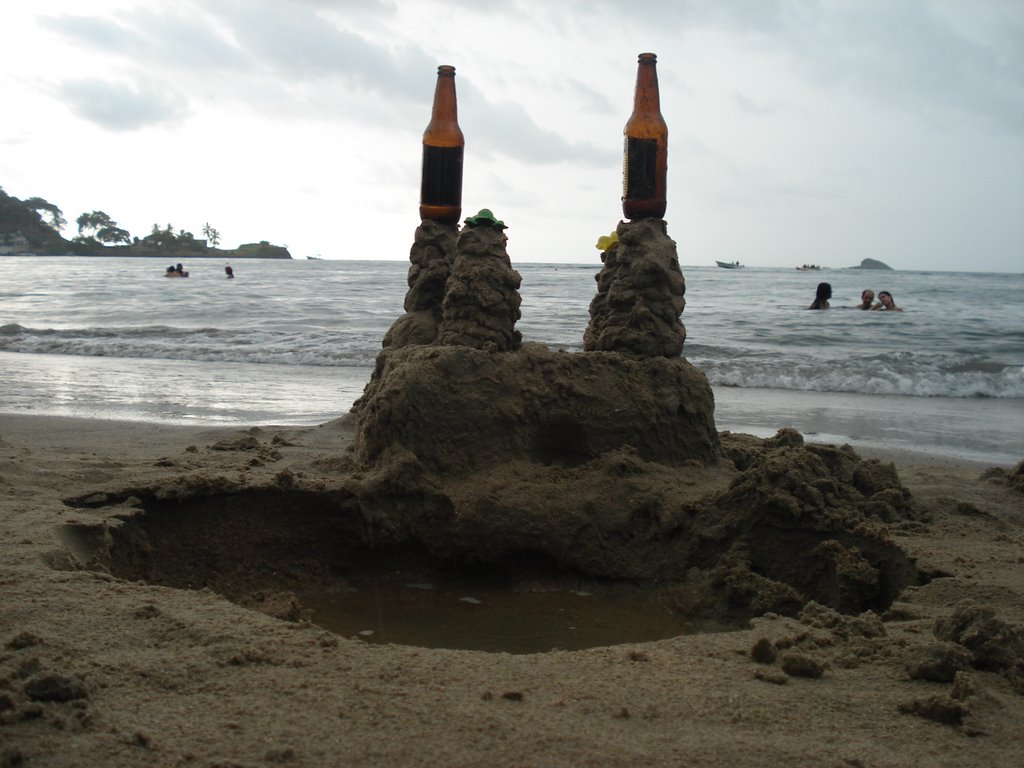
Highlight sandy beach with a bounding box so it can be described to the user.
[2,412,1022,767]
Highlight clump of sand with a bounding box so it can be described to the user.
[382,219,458,348]
[585,218,686,357]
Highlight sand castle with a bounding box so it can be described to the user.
[55,214,941,639]
[251,213,919,623]
[54,214,939,633]
[355,216,717,471]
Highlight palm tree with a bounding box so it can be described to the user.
[202,222,221,248]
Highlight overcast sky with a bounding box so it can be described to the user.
[2,1,1022,271]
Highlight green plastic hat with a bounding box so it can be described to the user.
[464,208,506,229]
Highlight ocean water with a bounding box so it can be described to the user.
[1,256,1022,464]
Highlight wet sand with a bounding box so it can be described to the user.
[1,413,1022,767]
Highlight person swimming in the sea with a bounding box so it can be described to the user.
[856,289,876,310]
[808,282,831,310]
[873,290,902,311]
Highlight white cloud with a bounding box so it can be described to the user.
[0,0,1021,272]
[55,78,189,131]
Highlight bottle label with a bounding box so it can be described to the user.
[623,137,657,198]
[421,145,464,206]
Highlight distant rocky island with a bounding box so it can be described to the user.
[847,258,893,270]
[0,187,291,259]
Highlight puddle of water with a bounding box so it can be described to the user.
[299,581,728,654]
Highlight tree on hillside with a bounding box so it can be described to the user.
[139,223,197,250]
[25,197,66,233]
[201,222,221,248]
[75,210,131,246]
[177,228,197,248]
[1,189,75,252]
[142,223,177,249]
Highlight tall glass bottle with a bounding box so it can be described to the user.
[420,65,464,224]
[622,52,667,220]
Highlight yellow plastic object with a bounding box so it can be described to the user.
[595,232,619,251]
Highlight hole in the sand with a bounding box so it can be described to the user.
[59,470,925,653]
[58,494,737,654]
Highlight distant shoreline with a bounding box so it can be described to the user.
[0,252,291,260]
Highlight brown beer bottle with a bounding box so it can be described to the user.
[420,65,464,224]
[622,52,667,220]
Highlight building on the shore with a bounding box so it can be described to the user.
[0,233,31,255]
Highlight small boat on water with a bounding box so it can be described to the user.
[715,260,744,269]
[796,264,821,271]
[306,255,323,260]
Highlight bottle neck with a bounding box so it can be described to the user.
[430,66,459,125]
[632,54,660,113]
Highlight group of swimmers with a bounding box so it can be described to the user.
[809,283,902,311]
[163,264,234,279]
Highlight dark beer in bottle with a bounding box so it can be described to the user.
[420,65,464,224]
[622,52,667,220]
